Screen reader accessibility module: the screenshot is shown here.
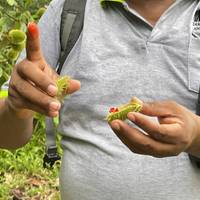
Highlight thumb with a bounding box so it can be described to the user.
[26,22,43,61]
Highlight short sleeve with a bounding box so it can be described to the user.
[38,0,66,69]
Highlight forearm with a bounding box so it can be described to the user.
[0,99,34,149]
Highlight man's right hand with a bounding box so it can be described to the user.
[6,23,80,118]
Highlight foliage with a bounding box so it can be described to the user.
[0,0,64,199]
[0,0,49,88]
[0,117,62,199]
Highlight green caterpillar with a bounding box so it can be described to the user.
[56,75,71,102]
[106,97,143,122]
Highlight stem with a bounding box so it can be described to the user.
[3,12,18,22]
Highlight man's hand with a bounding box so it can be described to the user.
[6,23,80,119]
[110,100,200,158]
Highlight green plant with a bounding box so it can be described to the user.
[0,0,49,88]
[0,117,62,199]
[0,1,64,199]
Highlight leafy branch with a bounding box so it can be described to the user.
[0,0,48,89]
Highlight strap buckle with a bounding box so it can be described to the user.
[43,146,61,168]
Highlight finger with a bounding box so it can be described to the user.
[110,120,180,157]
[141,101,175,117]
[17,60,58,96]
[8,87,59,117]
[127,112,182,144]
[65,79,81,94]
[10,76,61,114]
[26,22,43,61]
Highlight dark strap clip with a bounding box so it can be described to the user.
[43,146,61,168]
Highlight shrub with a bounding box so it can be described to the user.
[0,0,50,88]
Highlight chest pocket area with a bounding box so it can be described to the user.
[188,12,200,93]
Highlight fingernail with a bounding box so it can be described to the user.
[74,80,81,86]
[50,102,61,111]
[111,121,120,131]
[47,85,57,96]
[27,22,39,39]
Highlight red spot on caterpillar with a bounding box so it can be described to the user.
[115,108,119,112]
[109,107,119,113]
[27,22,39,39]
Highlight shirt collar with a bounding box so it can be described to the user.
[100,0,125,7]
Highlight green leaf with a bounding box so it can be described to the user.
[0,67,3,77]
[6,0,16,6]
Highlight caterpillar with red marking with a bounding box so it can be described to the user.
[106,97,143,122]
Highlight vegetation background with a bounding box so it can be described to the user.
[0,0,62,199]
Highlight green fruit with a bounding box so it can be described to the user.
[12,42,26,51]
[7,49,19,60]
[8,29,26,45]
[36,7,46,19]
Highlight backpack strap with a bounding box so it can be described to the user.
[43,117,60,168]
[43,0,87,168]
[57,0,87,74]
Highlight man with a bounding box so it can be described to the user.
[1,0,200,199]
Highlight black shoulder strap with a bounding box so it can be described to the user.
[57,0,87,74]
[44,0,87,168]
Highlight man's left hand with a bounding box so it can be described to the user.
[110,100,200,158]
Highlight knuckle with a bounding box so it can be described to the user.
[142,141,153,151]
[180,136,190,147]
[17,62,27,75]
[39,75,51,88]
[38,96,53,111]
[15,81,26,92]
[38,96,49,108]
[157,127,167,139]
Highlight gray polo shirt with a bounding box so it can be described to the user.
[38,0,200,199]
